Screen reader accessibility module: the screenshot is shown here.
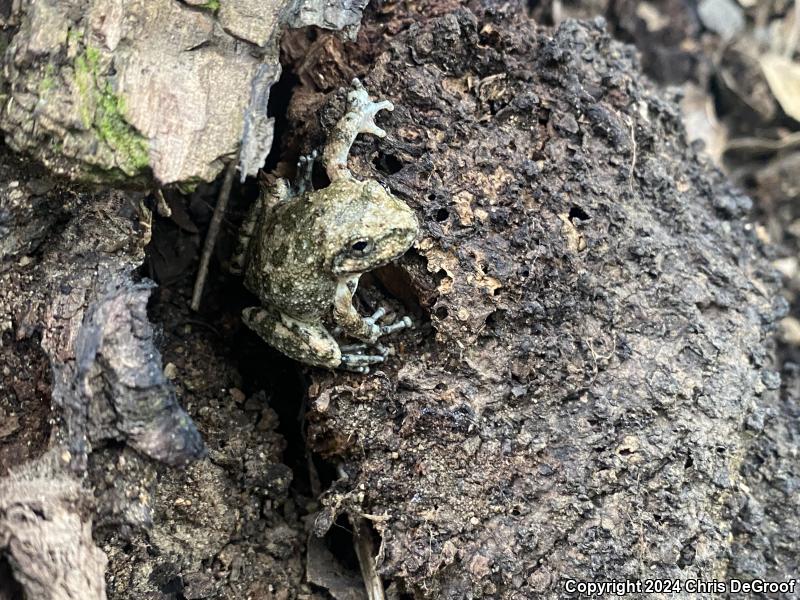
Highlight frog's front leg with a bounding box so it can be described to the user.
[332,276,413,343]
[243,305,342,369]
[333,276,381,342]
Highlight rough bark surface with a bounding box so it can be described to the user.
[301,9,787,598]
[0,145,314,596]
[0,3,797,600]
[0,0,371,186]
[0,454,107,600]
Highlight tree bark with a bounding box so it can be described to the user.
[303,8,791,598]
[1,3,797,600]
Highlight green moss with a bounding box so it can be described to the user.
[74,51,93,127]
[73,46,150,177]
[96,84,149,173]
[175,179,202,195]
[200,0,220,12]
[66,28,84,44]
[40,62,56,93]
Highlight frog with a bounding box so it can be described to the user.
[232,79,419,373]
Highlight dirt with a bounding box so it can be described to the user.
[0,335,51,475]
[93,279,315,598]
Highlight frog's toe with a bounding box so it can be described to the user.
[295,150,318,195]
[340,364,370,374]
[340,353,386,367]
[297,149,318,169]
[380,316,413,336]
[365,307,386,325]
[339,342,368,353]
[340,342,390,357]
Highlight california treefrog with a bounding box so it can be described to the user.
[233,80,419,372]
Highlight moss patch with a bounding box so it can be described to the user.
[40,62,56,93]
[200,0,220,12]
[74,46,150,177]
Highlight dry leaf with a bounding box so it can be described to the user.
[760,53,800,122]
[680,82,727,165]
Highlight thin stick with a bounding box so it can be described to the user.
[353,517,386,600]
[628,115,637,194]
[191,159,237,311]
[785,0,800,58]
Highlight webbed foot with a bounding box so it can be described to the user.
[335,308,413,373]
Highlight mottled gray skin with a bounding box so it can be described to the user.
[236,81,418,371]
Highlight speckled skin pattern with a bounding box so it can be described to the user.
[238,81,418,370]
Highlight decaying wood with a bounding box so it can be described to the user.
[303,9,791,598]
[0,3,797,600]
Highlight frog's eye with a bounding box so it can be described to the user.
[349,238,374,257]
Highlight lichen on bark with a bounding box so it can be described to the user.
[73,46,150,179]
[0,0,375,187]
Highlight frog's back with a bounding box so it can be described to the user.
[243,198,334,321]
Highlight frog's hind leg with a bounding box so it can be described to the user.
[242,306,343,370]
[323,79,394,182]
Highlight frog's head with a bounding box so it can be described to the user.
[327,180,419,275]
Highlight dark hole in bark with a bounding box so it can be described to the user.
[435,208,449,222]
[485,310,502,329]
[678,541,696,568]
[373,152,403,174]
[149,562,183,595]
[262,62,300,174]
[0,556,24,600]
[569,205,590,221]
[233,323,311,493]
[324,514,360,572]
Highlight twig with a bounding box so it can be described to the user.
[191,159,237,311]
[154,188,172,217]
[784,0,800,58]
[353,516,386,600]
[628,115,637,194]
[552,0,562,25]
